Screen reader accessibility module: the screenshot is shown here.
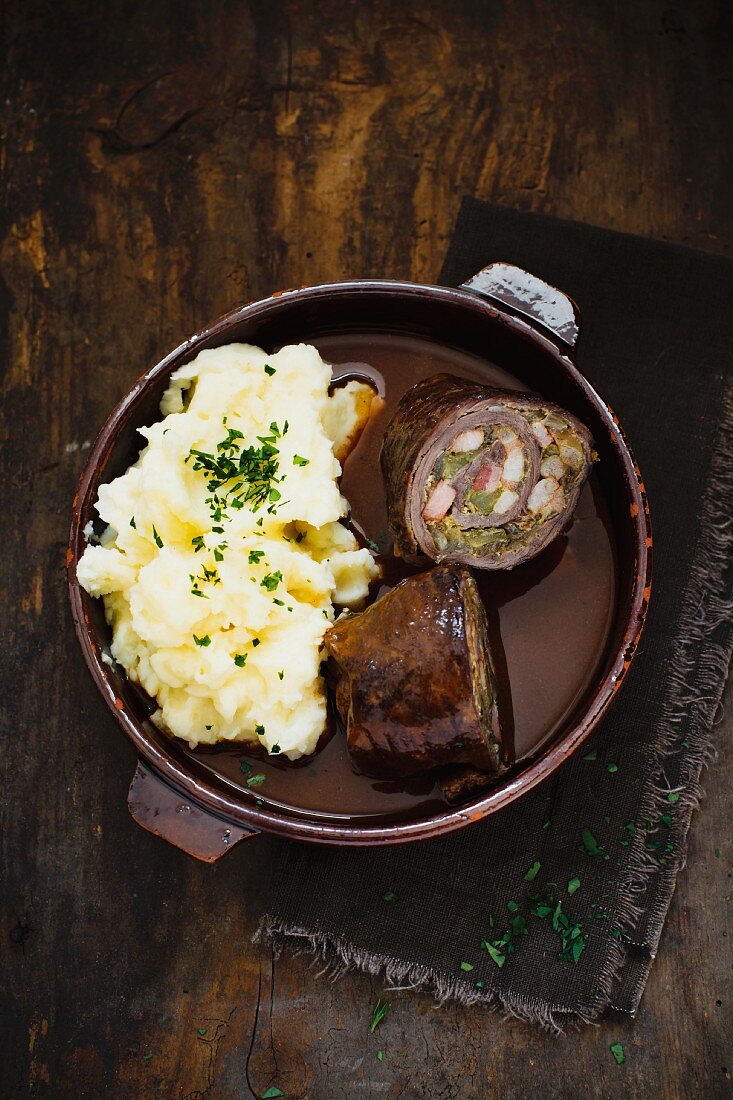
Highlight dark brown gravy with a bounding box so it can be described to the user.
[183,331,617,822]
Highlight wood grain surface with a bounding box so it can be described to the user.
[2,1,731,1096]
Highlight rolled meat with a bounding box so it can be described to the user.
[324,564,505,779]
[380,374,594,569]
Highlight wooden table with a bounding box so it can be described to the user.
[3,2,731,1096]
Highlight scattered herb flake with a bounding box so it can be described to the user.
[251,638,261,647]
[193,634,211,647]
[233,653,247,667]
[460,962,474,972]
[271,744,281,755]
[261,1088,284,1099]
[293,455,309,466]
[524,860,541,882]
[482,940,506,968]
[583,749,597,761]
[714,848,721,858]
[607,763,619,773]
[667,791,681,803]
[383,891,396,901]
[255,724,265,736]
[246,773,266,788]
[248,549,265,564]
[609,1042,625,1065]
[625,822,637,837]
[278,670,284,680]
[152,525,164,548]
[197,1027,207,1036]
[240,760,252,774]
[567,877,581,895]
[369,1000,389,1032]
[580,827,602,857]
[261,570,283,591]
[143,1052,153,1062]
[376,1050,383,1062]
[129,516,136,528]
[263,364,277,376]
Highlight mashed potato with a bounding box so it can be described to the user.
[77,343,380,759]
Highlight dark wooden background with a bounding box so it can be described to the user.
[2,2,731,1096]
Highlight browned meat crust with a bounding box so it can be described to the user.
[324,564,504,779]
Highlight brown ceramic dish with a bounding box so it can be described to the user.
[68,264,652,859]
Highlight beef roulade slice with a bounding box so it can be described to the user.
[324,564,505,779]
[380,373,594,569]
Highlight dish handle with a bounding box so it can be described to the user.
[460,262,579,348]
[127,762,258,861]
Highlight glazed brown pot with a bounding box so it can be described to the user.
[68,264,651,859]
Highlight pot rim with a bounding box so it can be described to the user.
[68,278,652,845]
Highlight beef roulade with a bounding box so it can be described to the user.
[325,564,505,779]
[380,374,594,569]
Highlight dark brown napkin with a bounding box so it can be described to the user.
[257,199,733,1028]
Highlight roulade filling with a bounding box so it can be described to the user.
[420,408,587,557]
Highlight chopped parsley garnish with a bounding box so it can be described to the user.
[580,827,604,857]
[197,1027,207,1037]
[667,791,681,803]
[251,638,261,647]
[530,895,587,962]
[294,531,306,543]
[191,587,209,598]
[213,547,224,562]
[459,962,474,972]
[369,1000,389,1032]
[261,1087,284,1099]
[240,760,252,774]
[152,525,164,548]
[246,773,266,788]
[293,455,309,466]
[205,724,212,730]
[607,763,619,773]
[583,748,597,761]
[524,860,541,881]
[271,744,281,755]
[254,724,265,736]
[383,891,396,901]
[567,877,581,895]
[482,940,506,968]
[193,634,211,647]
[191,535,205,552]
[187,418,282,516]
[263,364,277,376]
[233,653,247,667]
[609,1042,625,1065]
[261,570,283,591]
[278,670,284,680]
[273,598,285,606]
[248,549,265,564]
[129,516,136,529]
[376,1051,383,1062]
